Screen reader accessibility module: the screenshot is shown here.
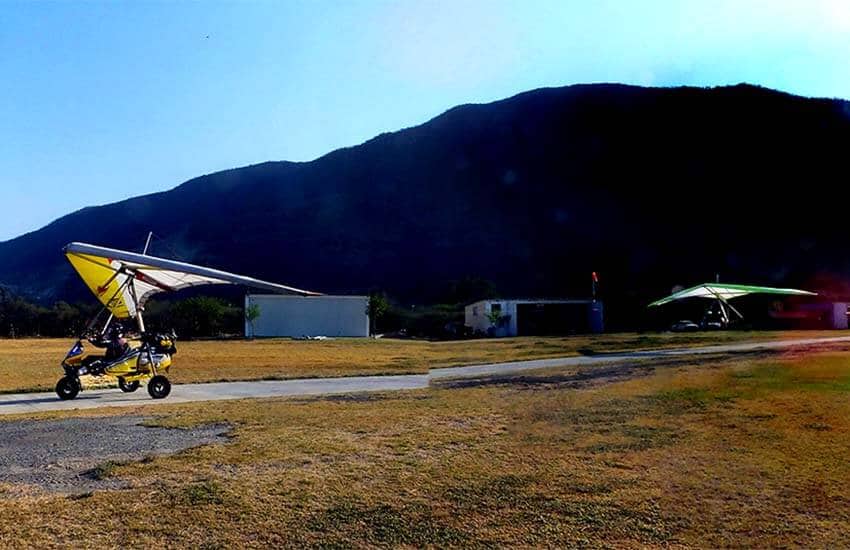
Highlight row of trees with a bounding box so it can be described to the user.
[0,294,97,338]
[0,276,500,339]
[0,292,452,339]
[364,277,500,338]
[0,292,245,339]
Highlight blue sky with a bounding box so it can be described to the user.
[2,0,849,241]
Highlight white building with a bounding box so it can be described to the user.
[245,295,369,338]
[465,298,603,337]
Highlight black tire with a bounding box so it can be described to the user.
[56,376,80,400]
[147,375,171,399]
[118,377,140,393]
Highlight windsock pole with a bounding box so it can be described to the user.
[592,272,599,302]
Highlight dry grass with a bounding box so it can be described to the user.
[0,330,839,394]
[2,345,850,546]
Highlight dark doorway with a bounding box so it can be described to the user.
[516,303,588,335]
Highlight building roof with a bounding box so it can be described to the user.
[466,298,594,308]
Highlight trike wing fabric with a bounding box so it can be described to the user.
[64,242,321,319]
[648,283,815,308]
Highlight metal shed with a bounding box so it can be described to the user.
[245,295,370,338]
[464,298,604,337]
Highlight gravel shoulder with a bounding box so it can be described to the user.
[0,417,228,494]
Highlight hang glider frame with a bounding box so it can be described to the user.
[648,282,816,324]
[64,239,322,334]
[73,255,158,334]
[704,287,744,322]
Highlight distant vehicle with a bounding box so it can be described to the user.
[670,320,700,332]
[700,302,728,330]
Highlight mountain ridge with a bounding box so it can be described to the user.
[2,82,849,328]
[4,82,839,244]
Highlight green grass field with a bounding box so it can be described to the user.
[0,330,841,393]
[2,340,850,546]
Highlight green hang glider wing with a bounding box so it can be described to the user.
[648,283,816,308]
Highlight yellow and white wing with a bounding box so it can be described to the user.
[65,242,320,319]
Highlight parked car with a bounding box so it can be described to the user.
[670,320,700,332]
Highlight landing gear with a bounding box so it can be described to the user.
[147,375,171,399]
[56,376,81,400]
[118,377,140,393]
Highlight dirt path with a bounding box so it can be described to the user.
[1,335,848,416]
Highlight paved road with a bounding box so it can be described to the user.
[1,335,848,416]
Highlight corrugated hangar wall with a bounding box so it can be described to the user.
[245,295,370,337]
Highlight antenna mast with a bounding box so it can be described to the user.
[143,231,153,255]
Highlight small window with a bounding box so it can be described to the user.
[491,303,502,313]
[472,306,478,316]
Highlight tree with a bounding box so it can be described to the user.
[50,301,82,336]
[366,292,389,336]
[0,295,44,336]
[168,296,232,338]
[245,302,261,339]
[486,309,504,328]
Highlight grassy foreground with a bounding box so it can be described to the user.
[0,330,841,393]
[2,345,850,546]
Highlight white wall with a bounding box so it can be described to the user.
[830,302,848,330]
[246,295,369,338]
[464,299,601,336]
[464,300,515,336]
[464,301,488,334]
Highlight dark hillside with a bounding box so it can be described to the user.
[2,83,848,328]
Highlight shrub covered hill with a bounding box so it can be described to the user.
[1,83,849,329]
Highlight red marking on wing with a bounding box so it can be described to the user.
[135,271,174,292]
